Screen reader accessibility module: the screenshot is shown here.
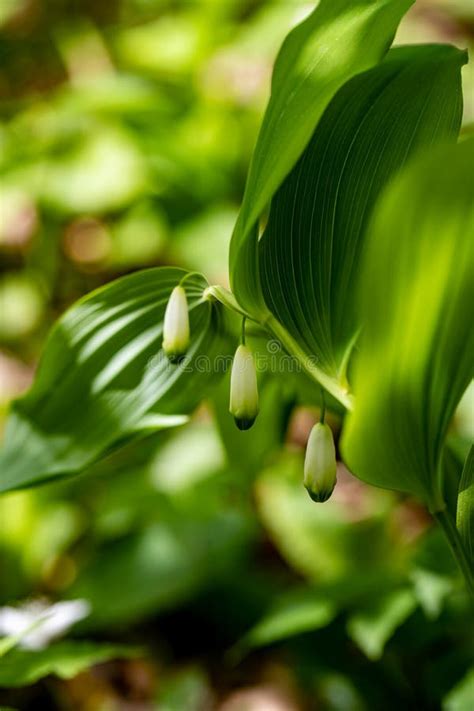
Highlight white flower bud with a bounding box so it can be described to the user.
[229,344,259,430]
[304,422,337,502]
[163,285,190,363]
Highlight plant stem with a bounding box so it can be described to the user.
[203,285,252,320]
[320,388,326,423]
[267,315,354,411]
[204,285,353,411]
[434,508,474,598]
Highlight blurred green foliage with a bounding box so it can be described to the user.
[0,1,473,709]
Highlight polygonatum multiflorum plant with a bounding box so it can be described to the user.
[1,0,473,594]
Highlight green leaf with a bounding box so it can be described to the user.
[0,268,231,493]
[24,421,253,629]
[41,127,146,214]
[230,0,414,315]
[443,668,474,711]
[457,446,474,565]
[341,140,474,510]
[410,567,453,620]
[150,421,225,494]
[347,588,417,660]
[239,587,336,652]
[0,641,139,687]
[259,44,465,385]
[67,511,251,628]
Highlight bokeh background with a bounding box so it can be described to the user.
[0,1,473,709]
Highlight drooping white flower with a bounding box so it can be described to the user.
[229,344,259,430]
[163,285,190,362]
[304,422,337,502]
[0,599,90,650]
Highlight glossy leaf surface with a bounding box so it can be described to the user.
[230,0,414,315]
[260,45,465,383]
[342,141,474,510]
[0,268,231,492]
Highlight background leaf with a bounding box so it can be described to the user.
[230,0,414,315]
[0,641,140,687]
[68,513,250,628]
[52,418,255,629]
[238,587,337,652]
[0,268,232,492]
[259,44,465,385]
[347,589,417,660]
[443,668,474,711]
[342,140,474,509]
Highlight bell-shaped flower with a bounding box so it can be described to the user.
[229,344,259,430]
[304,422,337,502]
[163,285,190,363]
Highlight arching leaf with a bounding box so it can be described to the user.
[259,44,466,385]
[0,268,232,492]
[0,642,139,687]
[342,140,474,510]
[457,447,474,564]
[230,0,414,316]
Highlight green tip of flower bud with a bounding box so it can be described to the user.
[229,344,259,431]
[163,285,190,363]
[166,353,187,365]
[305,486,334,503]
[303,422,337,503]
[234,416,257,431]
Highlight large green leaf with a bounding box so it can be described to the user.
[0,268,231,492]
[342,140,474,511]
[230,0,414,315]
[259,45,465,385]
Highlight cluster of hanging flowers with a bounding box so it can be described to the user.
[163,286,336,502]
[230,316,336,502]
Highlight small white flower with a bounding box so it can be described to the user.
[229,344,259,430]
[163,285,190,362]
[0,599,90,650]
[304,423,337,502]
